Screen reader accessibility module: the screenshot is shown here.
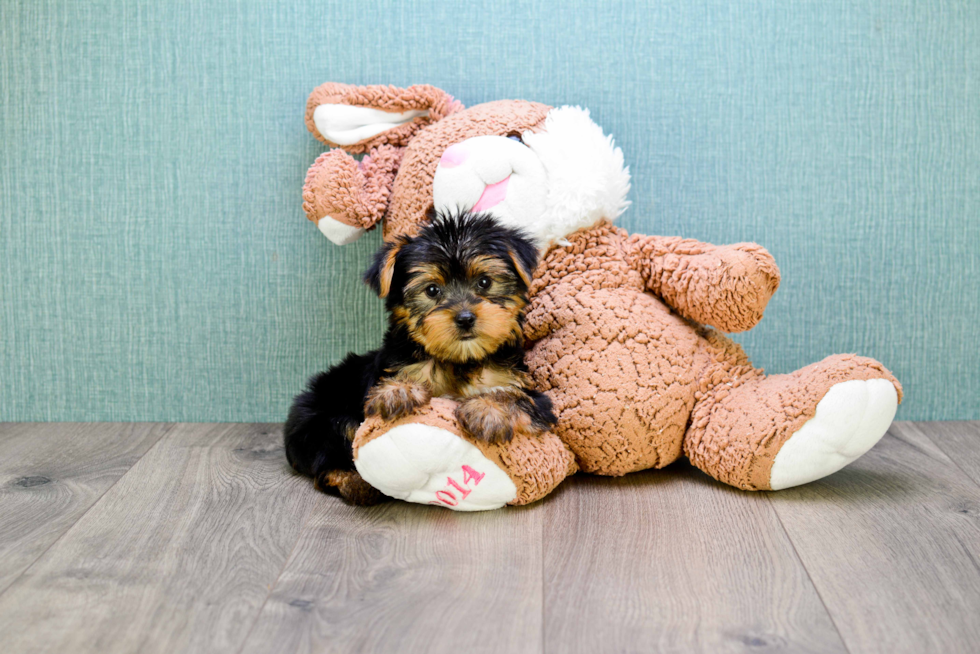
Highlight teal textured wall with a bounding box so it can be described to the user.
[1,1,977,421]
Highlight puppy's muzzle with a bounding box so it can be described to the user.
[454,310,477,331]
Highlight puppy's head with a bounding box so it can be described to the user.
[365,210,538,363]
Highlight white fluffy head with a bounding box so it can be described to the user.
[431,106,631,250]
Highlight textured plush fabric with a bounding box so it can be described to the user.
[379,100,552,241]
[303,145,404,228]
[302,95,553,239]
[523,222,901,485]
[307,87,902,493]
[1,1,977,421]
[684,353,902,490]
[626,235,782,333]
[354,398,577,506]
[304,83,463,153]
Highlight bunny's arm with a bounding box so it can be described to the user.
[625,233,780,333]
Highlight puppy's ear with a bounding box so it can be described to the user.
[364,239,404,298]
[507,236,539,289]
[306,83,464,153]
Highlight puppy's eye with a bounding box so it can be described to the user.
[424,284,442,298]
[477,276,492,290]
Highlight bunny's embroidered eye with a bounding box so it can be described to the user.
[506,131,525,144]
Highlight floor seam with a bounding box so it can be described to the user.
[234,491,318,654]
[0,422,177,599]
[540,506,546,654]
[912,422,980,492]
[765,493,855,654]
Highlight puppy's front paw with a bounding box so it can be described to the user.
[456,394,539,444]
[365,380,431,422]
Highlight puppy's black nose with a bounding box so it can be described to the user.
[455,310,477,330]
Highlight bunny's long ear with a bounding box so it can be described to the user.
[306,83,464,153]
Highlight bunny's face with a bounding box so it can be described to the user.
[433,107,631,250]
[433,134,548,241]
[303,84,630,251]
[383,100,552,242]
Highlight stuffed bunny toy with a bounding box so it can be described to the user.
[300,82,902,510]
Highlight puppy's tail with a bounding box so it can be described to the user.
[283,378,354,477]
[284,353,386,505]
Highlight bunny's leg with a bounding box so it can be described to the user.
[684,354,901,491]
[353,398,577,510]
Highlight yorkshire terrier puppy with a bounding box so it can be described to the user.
[284,210,556,505]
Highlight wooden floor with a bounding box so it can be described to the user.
[0,422,978,654]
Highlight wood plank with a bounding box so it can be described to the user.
[0,423,316,654]
[769,422,980,654]
[543,464,846,654]
[919,421,980,488]
[0,422,169,594]
[239,500,544,654]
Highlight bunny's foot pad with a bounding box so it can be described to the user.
[355,423,518,511]
[770,378,898,490]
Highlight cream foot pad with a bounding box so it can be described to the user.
[355,423,518,511]
[770,378,899,490]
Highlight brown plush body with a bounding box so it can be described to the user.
[296,82,903,508]
[524,221,900,487]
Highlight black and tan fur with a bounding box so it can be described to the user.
[284,210,556,504]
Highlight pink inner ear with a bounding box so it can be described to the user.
[472,176,510,212]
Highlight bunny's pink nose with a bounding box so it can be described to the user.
[439,144,468,169]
